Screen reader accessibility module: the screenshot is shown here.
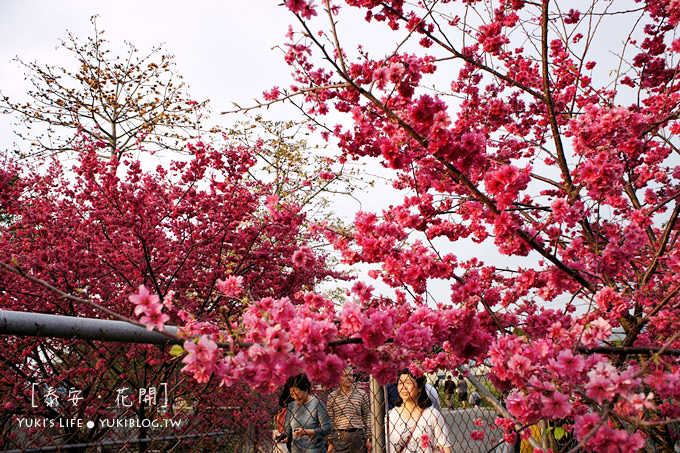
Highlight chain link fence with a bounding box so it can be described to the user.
[0,334,538,453]
[0,335,278,453]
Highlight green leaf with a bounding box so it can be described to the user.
[554,427,566,440]
[169,345,184,357]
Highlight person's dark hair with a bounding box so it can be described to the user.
[285,373,312,392]
[396,369,432,409]
[278,385,292,407]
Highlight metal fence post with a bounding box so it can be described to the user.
[369,376,385,453]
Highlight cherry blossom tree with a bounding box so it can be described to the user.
[0,20,356,450]
[251,0,680,451]
[0,131,342,446]
[147,0,679,451]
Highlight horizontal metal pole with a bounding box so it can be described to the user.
[0,309,180,345]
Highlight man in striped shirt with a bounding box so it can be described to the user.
[327,368,372,453]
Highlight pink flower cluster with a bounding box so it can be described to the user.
[217,275,244,298]
[574,414,645,453]
[182,335,220,383]
[284,0,318,20]
[292,246,317,269]
[483,164,531,210]
[488,325,665,430]
[150,282,495,391]
[129,285,170,331]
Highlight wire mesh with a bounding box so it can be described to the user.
[0,336,279,453]
[0,337,524,453]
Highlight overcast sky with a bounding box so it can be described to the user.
[0,1,301,141]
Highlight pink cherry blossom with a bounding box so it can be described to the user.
[129,285,169,330]
[292,246,316,269]
[129,285,161,317]
[540,391,571,419]
[470,430,485,441]
[548,349,585,378]
[139,305,170,332]
[581,318,612,347]
[217,275,244,298]
[182,336,219,384]
[585,374,616,405]
[340,302,367,336]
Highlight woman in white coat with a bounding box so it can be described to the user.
[388,370,452,453]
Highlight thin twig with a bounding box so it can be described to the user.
[0,260,184,344]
